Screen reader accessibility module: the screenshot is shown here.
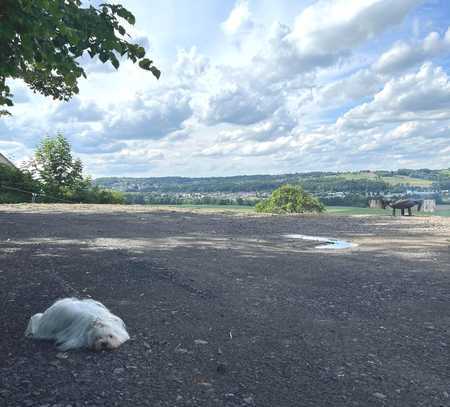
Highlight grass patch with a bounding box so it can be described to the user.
[325,205,450,217]
[122,203,450,217]
[435,208,450,217]
[334,172,433,187]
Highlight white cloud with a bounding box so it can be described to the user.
[201,83,281,126]
[221,0,254,36]
[374,27,450,74]
[104,89,193,140]
[53,98,104,123]
[315,69,382,107]
[289,0,423,53]
[173,47,209,83]
[248,0,422,83]
[339,63,450,129]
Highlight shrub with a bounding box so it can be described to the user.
[64,185,125,204]
[0,164,40,203]
[255,184,324,214]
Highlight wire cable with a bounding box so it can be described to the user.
[0,184,74,203]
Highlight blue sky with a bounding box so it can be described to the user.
[1,0,450,177]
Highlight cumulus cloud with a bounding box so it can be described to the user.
[339,63,450,129]
[104,89,193,140]
[315,69,382,107]
[374,27,450,74]
[289,0,423,53]
[251,0,422,81]
[53,98,104,123]
[221,0,254,37]
[200,135,292,158]
[198,0,419,130]
[199,61,450,171]
[196,0,420,138]
[173,47,209,83]
[83,151,164,176]
[201,84,281,126]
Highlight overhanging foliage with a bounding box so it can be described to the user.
[0,0,160,114]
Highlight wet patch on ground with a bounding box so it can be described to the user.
[283,234,357,249]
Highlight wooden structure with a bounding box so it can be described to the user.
[369,199,383,209]
[420,199,436,212]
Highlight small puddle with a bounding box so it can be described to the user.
[283,234,357,250]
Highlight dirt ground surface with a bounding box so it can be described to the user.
[0,204,450,407]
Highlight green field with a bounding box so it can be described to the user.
[334,172,433,187]
[140,204,450,217]
[325,205,450,217]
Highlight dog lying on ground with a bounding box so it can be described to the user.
[25,298,130,351]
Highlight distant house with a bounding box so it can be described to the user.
[0,152,16,169]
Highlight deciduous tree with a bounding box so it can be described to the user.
[30,134,88,197]
[256,184,324,214]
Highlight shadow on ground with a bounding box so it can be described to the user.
[0,209,450,406]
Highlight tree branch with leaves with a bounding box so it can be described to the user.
[0,0,160,115]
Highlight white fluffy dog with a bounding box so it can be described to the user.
[25,298,130,351]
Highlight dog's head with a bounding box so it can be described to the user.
[88,318,130,351]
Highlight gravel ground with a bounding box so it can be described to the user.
[0,204,450,407]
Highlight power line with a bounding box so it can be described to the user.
[0,184,75,203]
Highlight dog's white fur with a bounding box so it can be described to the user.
[25,298,130,351]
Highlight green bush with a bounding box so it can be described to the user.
[65,186,125,204]
[0,164,39,203]
[255,184,324,214]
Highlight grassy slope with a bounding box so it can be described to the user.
[333,172,434,187]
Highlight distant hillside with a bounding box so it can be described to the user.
[95,169,450,194]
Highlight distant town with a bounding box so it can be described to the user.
[95,169,450,207]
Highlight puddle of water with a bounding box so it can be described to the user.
[283,234,357,249]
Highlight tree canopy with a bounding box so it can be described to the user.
[30,134,87,197]
[255,184,324,214]
[0,0,160,115]
[25,134,124,203]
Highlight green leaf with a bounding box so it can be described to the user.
[110,53,120,69]
[150,66,161,79]
[99,52,108,63]
[138,58,151,70]
[136,46,145,58]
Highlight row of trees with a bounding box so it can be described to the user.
[125,192,256,206]
[0,135,124,204]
